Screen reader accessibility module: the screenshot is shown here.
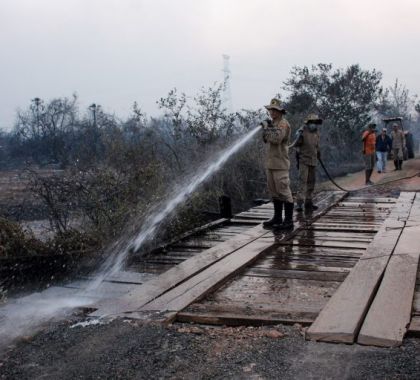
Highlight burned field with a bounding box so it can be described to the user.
[1,164,420,379]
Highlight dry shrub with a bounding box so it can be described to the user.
[0,218,49,258]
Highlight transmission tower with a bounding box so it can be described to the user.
[222,54,233,113]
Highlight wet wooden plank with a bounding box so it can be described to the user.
[279,239,370,250]
[306,192,415,343]
[80,271,155,285]
[89,224,271,317]
[139,239,274,313]
[254,260,352,273]
[267,245,364,258]
[91,191,345,318]
[345,197,396,204]
[295,230,375,238]
[134,192,347,319]
[244,267,347,282]
[229,218,261,224]
[358,200,420,347]
[310,225,379,233]
[187,275,341,318]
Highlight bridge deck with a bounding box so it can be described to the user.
[83,190,420,347]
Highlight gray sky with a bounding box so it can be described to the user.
[1,0,420,129]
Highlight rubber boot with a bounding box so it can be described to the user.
[263,199,283,228]
[394,160,398,171]
[398,159,403,170]
[296,200,304,212]
[275,202,294,230]
[305,199,318,211]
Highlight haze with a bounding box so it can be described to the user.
[1,0,419,129]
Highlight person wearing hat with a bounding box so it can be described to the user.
[362,123,377,185]
[293,113,322,212]
[375,128,392,173]
[391,123,405,170]
[261,98,294,230]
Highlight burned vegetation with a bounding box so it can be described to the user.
[0,63,419,292]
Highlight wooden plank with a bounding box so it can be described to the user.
[413,292,420,311]
[229,218,261,224]
[176,310,315,326]
[310,225,379,233]
[408,316,420,337]
[244,267,347,282]
[279,239,369,250]
[127,192,347,320]
[305,192,415,343]
[91,191,345,318]
[80,271,155,285]
[345,197,396,204]
[89,224,271,317]
[358,202,420,347]
[139,239,274,313]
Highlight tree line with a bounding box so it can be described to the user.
[0,63,419,257]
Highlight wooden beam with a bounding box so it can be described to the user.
[305,192,415,343]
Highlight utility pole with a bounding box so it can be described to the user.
[32,97,42,136]
[89,103,97,127]
[222,54,233,113]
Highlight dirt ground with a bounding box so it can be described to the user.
[0,319,419,380]
[1,160,420,379]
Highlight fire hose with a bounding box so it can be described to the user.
[317,156,420,193]
[288,127,420,193]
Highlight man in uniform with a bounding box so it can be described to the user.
[261,98,294,230]
[362,123,376,185]
[293,113,322,212]
[391,123,405,170]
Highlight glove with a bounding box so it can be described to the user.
[260,119,273,129]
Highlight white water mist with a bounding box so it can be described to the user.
[89,126,261,289]
[0,126,260,347]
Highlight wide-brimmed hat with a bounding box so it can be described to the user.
[304,113,323,124]
[265,98,286,113]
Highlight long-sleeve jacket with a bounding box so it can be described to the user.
[376,134,392,152]
[294,126,320,166]
[262,118,291,170]
[391,130,405,150]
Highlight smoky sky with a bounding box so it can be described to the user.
[1,0,420,130]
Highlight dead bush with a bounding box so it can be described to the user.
[0,218,50,258]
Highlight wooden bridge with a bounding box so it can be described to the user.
[63,188,420,348]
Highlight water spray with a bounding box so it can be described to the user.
[89,126,262,289]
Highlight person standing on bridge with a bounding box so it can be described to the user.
[362,123,377,185]
[375,128,392,173]
[293,113,322,212]
[391,123,405,170]
[261,98,294,230]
